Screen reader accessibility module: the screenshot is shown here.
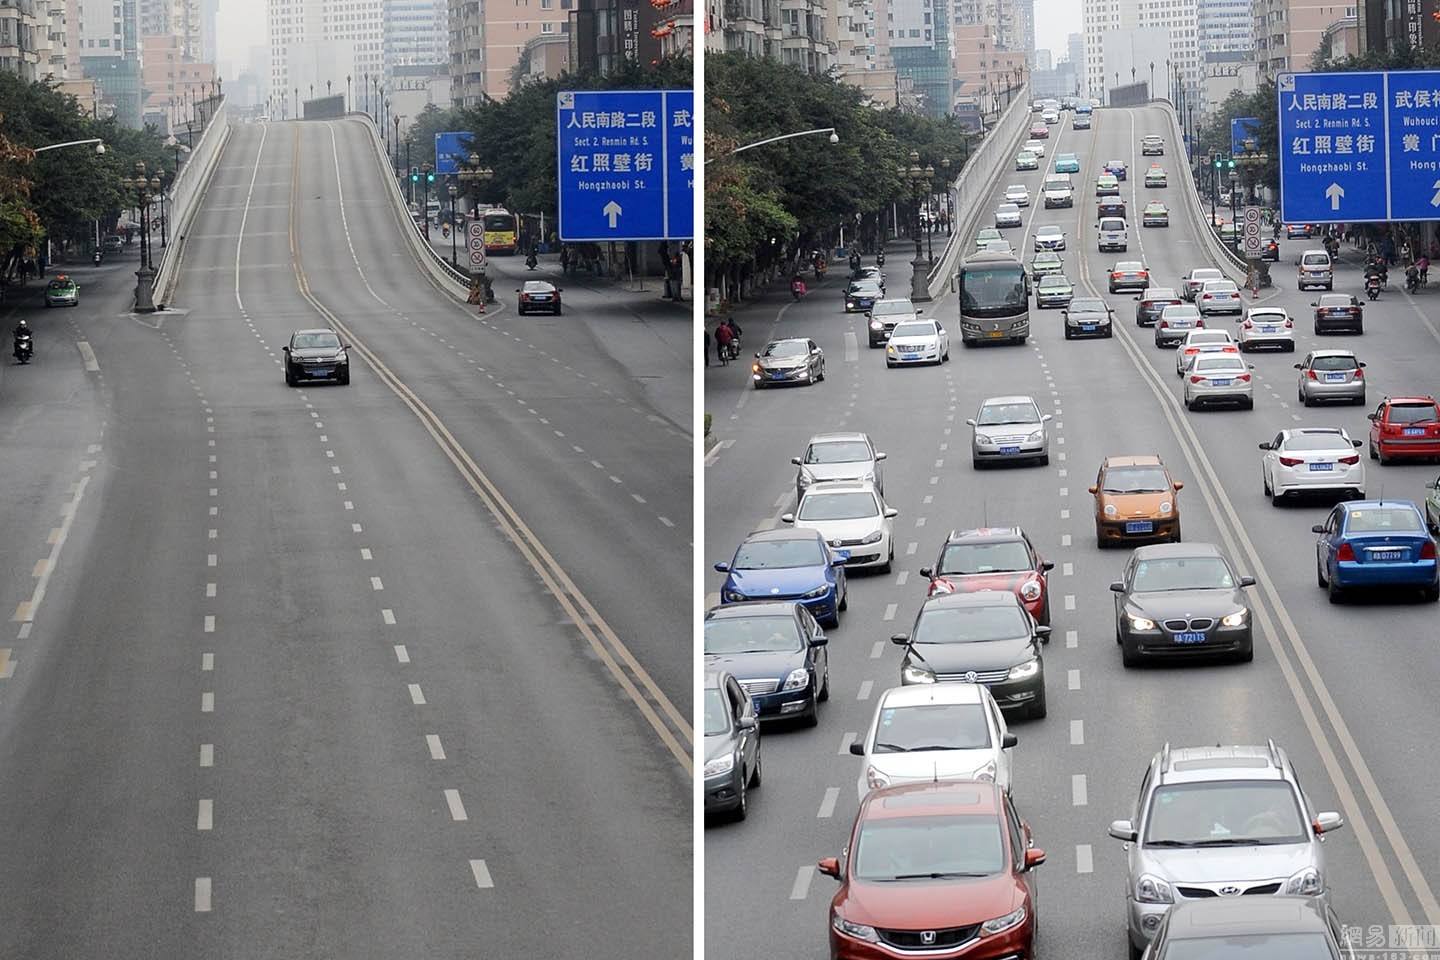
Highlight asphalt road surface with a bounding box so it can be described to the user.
[0,117,691,958]
[704,103,1440,959]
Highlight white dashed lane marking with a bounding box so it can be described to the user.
[789,866,814,901]
[817,787,840,819]
[1076,844,1094,874]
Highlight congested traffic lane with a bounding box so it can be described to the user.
[704,103,1440,960]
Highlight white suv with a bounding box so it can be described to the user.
[1297,249,1334,290]
[1239,306,1295,351]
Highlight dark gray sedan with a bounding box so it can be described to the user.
[751,337,825,389]
[703,669,761,821]
[1111,543,1256,667]
[1062,297,1114,339]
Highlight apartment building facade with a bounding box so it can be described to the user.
[1083,0,1198,104]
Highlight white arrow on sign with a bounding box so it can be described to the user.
[1325,182,1344,210]
[603,200,623,228]
[1431,179,1440,207]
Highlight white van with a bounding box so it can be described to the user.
[1297,249,1333,290]
[1098,216,1128,252]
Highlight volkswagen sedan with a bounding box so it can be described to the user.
[784,481,897,571]
[1034,273,1074,308]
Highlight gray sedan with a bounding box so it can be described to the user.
[1296,350,1367,406]
[751,338,825,389]
[1111,542,1256,666]
[703,669,761,821]
[968,395,1052,467]
[1062,297,1114,339]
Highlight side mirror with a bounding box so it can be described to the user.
[282,346,290,353]
[1034,625,1051,640]
[1311,524,1327,534]
[791,457,802,465]
[1367,413,1379,422]
[875,452,888,461]
[713,562,731,572]
[966,418,978,427]
[1352,440,1363,448]
[1311,301,1319,307]
[1042,414,1054,422]
[1023,848,1046,870]
[1041,561,1055,572]
[754,353,761,359]
[780,513,796,524]
[832,552,851,565]
[1002,733,1019,749]
[1110,581,1125,592]
[818,857,841,879]
[1293,363,1303,370]
[1258,442,1272,450]
[889,633,910,645]
[1358,361,1367,367]
[810,634,829,647]
[1314,812,1345,834]
[919,566,934,578]
[883,508,899,519]
[1239,576,1256,588]
[1173,481,1185,491]
[916,309,924,315]
[737,715,758,731]
[1087,485,1098,494]
[848,742,865,756]
[1060,310,1068,317]
[1108,819,1138,842]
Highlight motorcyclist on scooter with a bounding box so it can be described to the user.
[790,273,807,299]
[13,319,32,359]
[525,245,538,270]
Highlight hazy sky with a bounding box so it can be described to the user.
[1032,0,1083,67]
[215,0,267,76]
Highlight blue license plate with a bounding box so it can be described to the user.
[311,369,331,377]
[1309,462,1333,471]
[1174,632,1207,644]
[1405,428,1426,436]
[1081,325,1096,331]
[1325,373,1346,382]
[1125,520,1154,534]
[999,446,1020,454]
[1260,326,1277,333]
[1372,550,1405,562]
[1211,379,1231,386]
[770,372,787,379]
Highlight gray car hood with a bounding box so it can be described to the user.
[1125,588,1246,620]
[1136,842,1316,886]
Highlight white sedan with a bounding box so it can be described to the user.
[1258,427,1365,504]
[1184,354,1254,410]
[850,682,1015,802]
[995,203,1023,228]
[1024,138,1047,158]
[886,318,950,367]
[1174,329,1238,376]
[1004,184,1031,207]
[1033,225,1066,251]
[782,480,897,570]
[1238,306,1295,352]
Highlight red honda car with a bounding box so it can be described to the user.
[819,781,1045,960]
[919,527,1053,624]
[1369,396,1440,463]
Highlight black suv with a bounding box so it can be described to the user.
[283,329,351,386]
[1096,199,1127,220]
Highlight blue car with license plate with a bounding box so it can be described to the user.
[1055,153,1080,173]
[1312,500,1439,603]
[704,602,830,726]
[714,528,849,627]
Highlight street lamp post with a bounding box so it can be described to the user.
[1235,137,1269,206]
[448,183,459,266]
[704,127,839,163]
[347,75,352,113]
[363,72,369,115]
[405,136,414,204]
[458,153,496,298]
[1149,61,1155,99]
[119,162,163,312]
[941,157,953,235]
[1229,169,1240,234]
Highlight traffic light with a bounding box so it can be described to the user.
[410,167,419,183]
[1226,158,1236,170]
[426,171,436,184]
[1213,157,1222,170]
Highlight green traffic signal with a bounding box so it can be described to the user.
[426,172,436,183]
[1226,158,1236,169]
[410,167,419,182]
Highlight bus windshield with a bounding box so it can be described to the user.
[960,266,1028,317]
[483,213,515,232]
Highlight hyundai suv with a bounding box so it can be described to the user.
[1107,741,1345,960]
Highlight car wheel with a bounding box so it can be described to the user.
[1236,636,1255,663]
[1172,523,1182,543]
[1314,324,1321,335]
[1369,440,1379,461]
[816,361,825,382]
[1105,327,1114,339]
[285,369,296,387]
[1029,686,1047,720]
[733,772,749,821]
[801,687,820,728]
[749,750,762,787]
[879,547,893,574]
[1243,397,1254,410]
[1186,397,1198,411]
[1300,389,1310,406]
[339,368,350,385]
[1378,446,1391,465]
[1317,559,1328,588]
[1064,328,1073,340]
[1425,581,1440,603]
[819,663,830,702]
[752,382,764,390]
[1328,576,1344,604]
[837,586,848,612]
[1286,342,1296,352]
[886,361,895,368]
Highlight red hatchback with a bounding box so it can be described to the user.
[920,527,1053,624]
[820,781,1045,960]
[1368,396,1440,463]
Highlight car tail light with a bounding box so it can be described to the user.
[1112,271,1122,279]
[1422,541,1437,560]
[1336,543,1356,562]
[1307,370,1320,380]
[1243,320,1253,328]
[1190,375,1204,383]
[1353,368,1363,378]
[1338,454,1360,465]
[1197,319,1205,327]
[1223,345,1238,352]
[1285,319,1294,327]
[519,293,532,302]
[1160,320,1169,328]
[1278,456,1304,466]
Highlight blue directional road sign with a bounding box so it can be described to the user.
[1231,117,1259,157]
[434,131,473,176]
[1277,70,1440,223]
[556,89,694,242]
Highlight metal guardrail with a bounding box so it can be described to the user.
[152,100,231,309]
[1153,99,1250,287]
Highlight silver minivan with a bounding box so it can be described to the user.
[1297,249,1334,290]
[1098,216,1128,252]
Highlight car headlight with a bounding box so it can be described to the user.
[1285,867,1322,897]
[1026,430,1044,443]
[886,345,897,355]
[865,766,890,791]
[902,661,936,684]
[798,472,815,489]
[703,753,735,777]
[976,434,994,445]
[832,914,880,943]
[1136,874,1174,904]
[780,667,810,692]
[1221,609,1249,628]
[869,319,883,330]
[860,531,883,545]
[1128,615,1156,631]
[1019,579,1043,602]
[971,759,997,782]
[1008,657,1040,680]
[722,589,747,602]
[802,584,833,599]
[981,904,1027,936]
[1104,504,1118,517]
[1159,501,1173,515]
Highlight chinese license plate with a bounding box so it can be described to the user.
[1325,373,1346,382]
[1404,427,1426,436]
[999,446,1021,455]
[1211,379,1231,386]
[1309,462,1334,471]
[1174,632,1207,644]
[310,369,331,377]
[989,330,1006,338]
[1372,550,1405,562]
[1260,326,1277,333]
[1125,520,1154,534]
[1081,325,1096,332]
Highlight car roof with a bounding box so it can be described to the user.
[1033,250,1062,259]
[806,431,873,445]
[1306,349,1357,358]
[1115,261,1146,270]
[742,527,828,544]
[1131,543,1225,564]
[1037,225,1063,234]
[980,395,1038,406]
[1284,427,1347,439]
[802,480,880,496]
[876,681,991,709]
[292,328,339,336]
[705,601,801,620]
[1203,278,1238,287]
[764,337,812,347]
[1342,499,1422,513]
[859,780,1005,820]
[947,526,1026,544]
[1380,396,1438,405]
[1102,454,1165,468]
[1141,287,1179,297]
[923,590,1026,611]
[1247,306,1288,315]
[1163,896,1329,939]
[522,280,556,290]
[873,298,915,308]
[1156,741,1288,783]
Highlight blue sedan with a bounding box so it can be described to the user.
[1313,500,1439,603]
[1054,153,1080,174]
[714,528,849,626]
[704,601,830,726]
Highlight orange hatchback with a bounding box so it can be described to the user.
[1089,456,1184,548]
[819,781,1044,960]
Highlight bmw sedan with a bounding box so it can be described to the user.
[1112,542,1256,666]
[704,601,829,725]
[283,329,351,386]
[751,337,825,389]
[1313,500,1439,602]
[784,480,897,571]
[713,528,848,626]
[1062,297,1114,339]
[968,395,1052,468]
[1259,427,1365,504]
[885,318,950,367]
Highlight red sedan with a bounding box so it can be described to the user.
[820,781,1045,960]
[1369,396,1440,463]
[920,527,1053,624]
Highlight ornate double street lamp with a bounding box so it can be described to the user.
[941,157,954,235]
[120,162,164,312]
[448,182,459,266]
[458,153,495,299]
[902,150,934,263]
[1235,138,1271,286]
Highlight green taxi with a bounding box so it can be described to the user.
[44,275,79,307]
[1030,251,1065,278]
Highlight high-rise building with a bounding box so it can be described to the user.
[1,0,70,82]
[267,0,381,119]
[569,0,692,79]
[447,0,573,106]
[1196,0,1251,56]
[77,0,144,126]
[1255,0,1369,78]
[1082,0,1196,104]
[890,0,949,117]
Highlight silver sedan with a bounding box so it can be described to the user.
[751,338,825,389]
[1184,355,1254,410]
[968,395,1052,467]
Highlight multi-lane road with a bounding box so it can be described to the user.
[0,117,691,957]
[704,103,1440,958]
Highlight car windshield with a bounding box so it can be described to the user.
[1196,358,1243,372]
[978,229,1001,241]
[1159,933,1333,960]
[1205,282,1239,294]
[849,282,882,295]
[762,341,808,358]
[1038,276,1069,289]
[914,604,1028,644]
[960,266,1028,315]
[732,537,825,569]
[978,402,1040,425]
[1103,466,1171,493]
[704,615,802,655]
[1249,310,1287,321]
[1302,254,1330,266]
[1038,228,1062,238]
[1162,307,1200,319]
[703,687,734,737]
[1309,355,1356,371]
[798,491,879,522]
[872,301,914,317]
[1117,263,1144,273]
[870,703,992,753]
[805,441,872,464]
[1344,507,1424,533]
[852,814,1005,880]
[891,321,936,339]
[1034,254,1061,265]
[1386,403,1439,424]
[1131,556,1235,591]
[293,333,341,349]
[1283,433,1351,452]
[1143,780,1307,846]
[1070,298,1106,312]
[939,540,1032,574]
